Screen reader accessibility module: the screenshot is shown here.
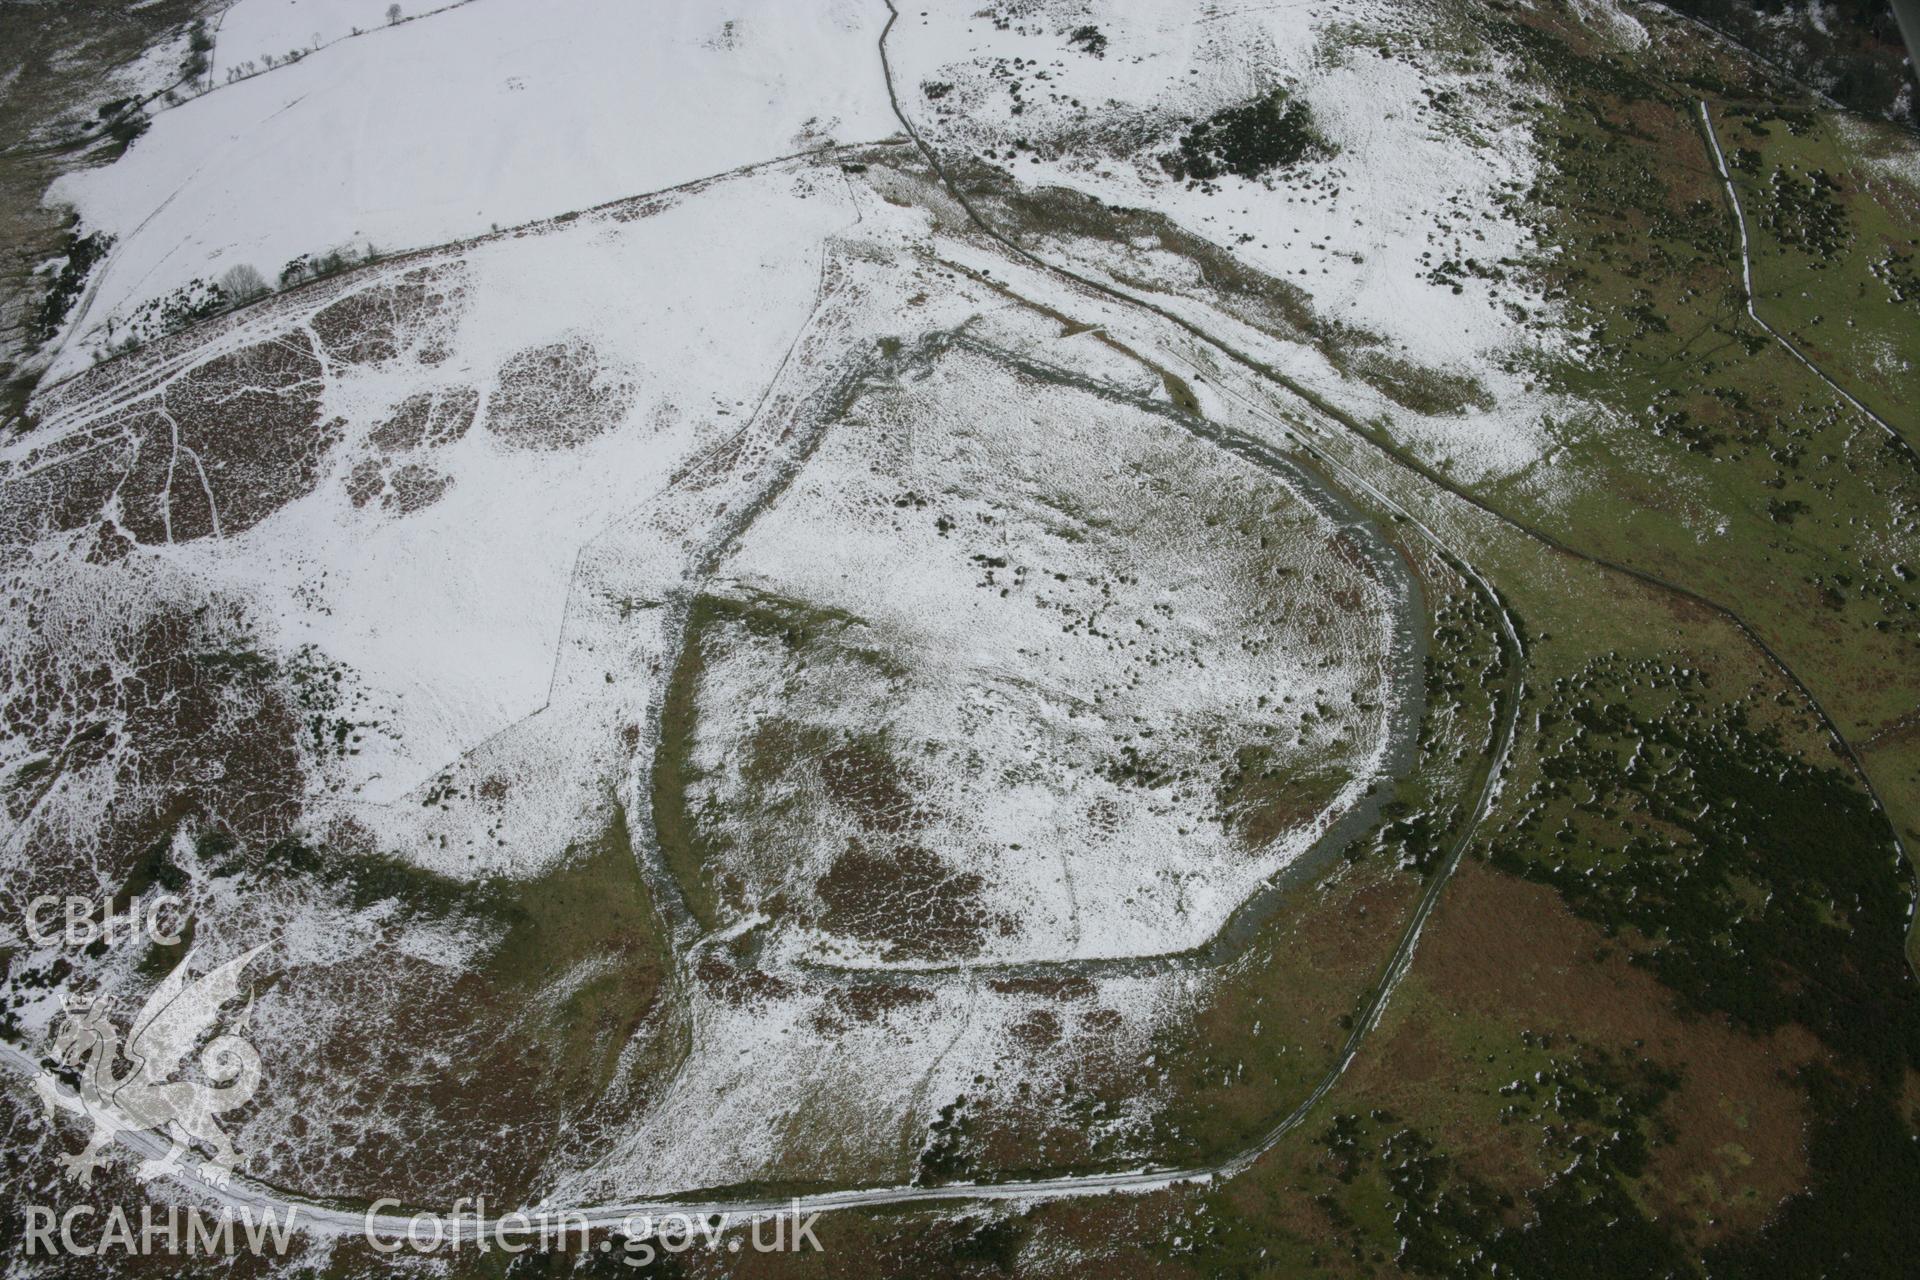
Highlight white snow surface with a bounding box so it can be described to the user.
[205,0,469,85]
[266,183,848,810]
[887,0,1571,482]
[47,0,898,377]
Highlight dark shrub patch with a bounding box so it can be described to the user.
[1067,24,1107,57]
[1163,88,1332,183]
[31,231,113,346]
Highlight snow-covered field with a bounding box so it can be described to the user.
[46,0,896,375]
[205,0,471,86]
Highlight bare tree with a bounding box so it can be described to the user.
[386,3,402,23]
[217,264,269,303]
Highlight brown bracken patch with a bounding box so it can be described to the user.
[809,982,935,1034]
[1216,748,1344,849]
[383,463,453,514]
[1359,858,1816,1242]
[1009,1008,1064,1054]
[816,840,997,963]
[3,334,335,546]
[988,974,1096,1000]
[345,457,384,508]
[820,739,928,834]
[0,593,305,901]
[485,334,635,450]
[368,386,479,454]
[309,262,465,367]
[695,955,795,1008]
[367,392,433,453]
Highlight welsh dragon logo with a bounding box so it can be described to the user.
[38,945,268,1187]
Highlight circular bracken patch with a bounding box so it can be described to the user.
[485,334,635,450]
